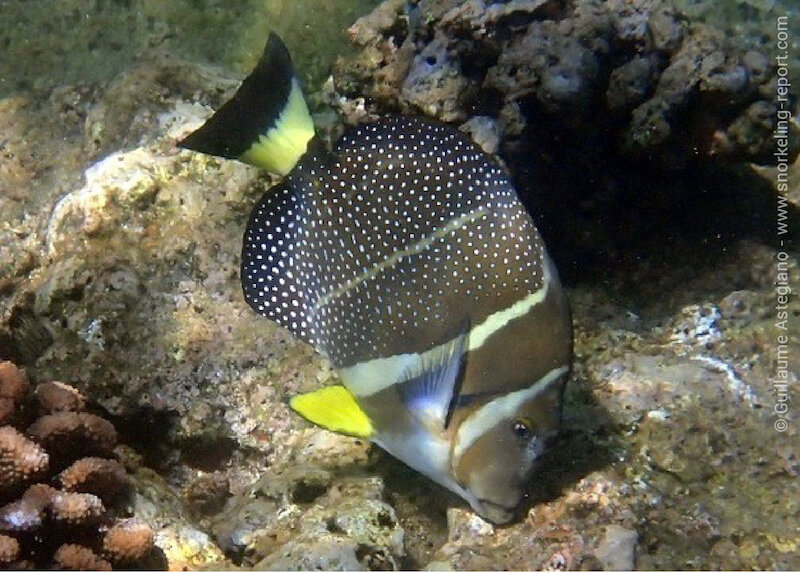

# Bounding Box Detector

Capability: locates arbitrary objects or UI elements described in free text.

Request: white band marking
[340,261,552,397]
[452,365,569,461]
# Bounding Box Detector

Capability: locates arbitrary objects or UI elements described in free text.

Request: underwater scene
[0,0,798,570]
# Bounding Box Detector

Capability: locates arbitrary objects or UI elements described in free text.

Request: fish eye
[512,417,533,440]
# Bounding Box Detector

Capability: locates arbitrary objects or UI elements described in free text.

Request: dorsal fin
[178,33,315,175]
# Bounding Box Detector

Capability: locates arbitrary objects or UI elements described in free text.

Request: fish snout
[472,498,517,525]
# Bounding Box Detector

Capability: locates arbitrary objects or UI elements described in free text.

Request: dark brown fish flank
[320,204,545,366]
[241,116,546,366]
[241,176,316,343]
[458,270,572,398]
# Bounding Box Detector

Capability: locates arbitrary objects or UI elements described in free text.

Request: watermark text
[772,14,793,433]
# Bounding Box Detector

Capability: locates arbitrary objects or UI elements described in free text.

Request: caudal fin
[178,33,315,176]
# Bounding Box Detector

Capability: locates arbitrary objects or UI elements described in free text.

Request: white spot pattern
[241,116,545,366]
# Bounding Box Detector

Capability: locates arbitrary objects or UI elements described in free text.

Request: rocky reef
[335,0,796,165]
[0,0,798,570]
[673,0,800,87]
[331,0,800,279]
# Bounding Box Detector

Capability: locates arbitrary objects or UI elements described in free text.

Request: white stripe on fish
[341,263,551,397]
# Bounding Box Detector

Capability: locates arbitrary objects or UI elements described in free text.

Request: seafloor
[0,0,798,570]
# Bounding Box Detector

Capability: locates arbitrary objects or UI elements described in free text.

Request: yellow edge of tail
[240,78,315,175]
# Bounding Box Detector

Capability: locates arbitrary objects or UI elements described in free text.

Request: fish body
[180,34,572,523]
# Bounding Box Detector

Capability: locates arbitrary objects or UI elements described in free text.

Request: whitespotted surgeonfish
[179,34,573,524]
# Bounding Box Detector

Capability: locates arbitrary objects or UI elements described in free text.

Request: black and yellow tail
[178,33,315,176]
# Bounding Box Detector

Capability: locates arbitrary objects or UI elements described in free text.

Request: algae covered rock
[331,0,799,280]
[210,442,405,570]
[335,0,798,167]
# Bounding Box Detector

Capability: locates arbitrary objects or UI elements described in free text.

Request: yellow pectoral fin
[289,385,373,439]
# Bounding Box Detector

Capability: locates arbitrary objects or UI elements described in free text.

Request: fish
[179,33,573,524]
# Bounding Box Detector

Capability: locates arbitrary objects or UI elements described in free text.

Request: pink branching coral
[0,360,156,569]
[54,543,112,571]
[60,457,128,503]
[0,426,49,494]
[0,533,20,565]
[103,518,155,564]
[28,412,117,464]
[0,361,29,426]
[35,381,87,413]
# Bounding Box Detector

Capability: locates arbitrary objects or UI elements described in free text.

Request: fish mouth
[475,498,517,524]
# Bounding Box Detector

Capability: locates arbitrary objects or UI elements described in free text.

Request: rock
[402,32,470,122]
[335,0,798,167]
[445,507,494,542]
[718,290,760,321]
[594,525,638,570]
[330,0,800,284]
[182,472,230,516]
[348,0,406,46]
[485,22,604,113]
[210,454,404,570]
[130,466,226,570]
[258,537,365,571]
[460,116,503,154]
[606,56,657,112]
